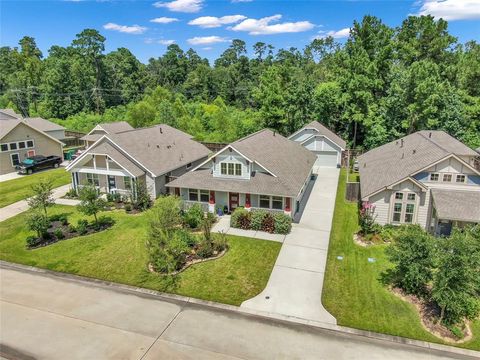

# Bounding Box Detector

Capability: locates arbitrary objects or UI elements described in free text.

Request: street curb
[1,260,479,359]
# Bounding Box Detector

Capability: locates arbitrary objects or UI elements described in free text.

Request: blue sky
[1,0,479,63]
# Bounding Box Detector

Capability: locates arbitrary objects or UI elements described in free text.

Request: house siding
[290,129,317,142]
[212,150,250,180]
[303,136,341,152]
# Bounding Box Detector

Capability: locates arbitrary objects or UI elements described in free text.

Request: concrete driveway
[241,167,339,324]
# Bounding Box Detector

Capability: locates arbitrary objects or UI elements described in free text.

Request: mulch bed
[391,287,472,343]
[353,233,390,247]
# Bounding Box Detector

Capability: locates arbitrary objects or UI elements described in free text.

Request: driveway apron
[241,167,339,324]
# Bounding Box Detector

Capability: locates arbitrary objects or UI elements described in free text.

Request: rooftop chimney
[429,132,432,138]
[400,139,404,148]
[159,127,163,134]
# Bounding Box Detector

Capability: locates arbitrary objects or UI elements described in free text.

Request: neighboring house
[23,117,66,140]
[66,124,210,199]
[0,109,22,120]
[81,121,134,148]
[166,129,316,218]
[0,118,64,175]
[358,130,480,236]
[289,120,346,168]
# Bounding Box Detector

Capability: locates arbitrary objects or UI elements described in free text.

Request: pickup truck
[17,155,63,174]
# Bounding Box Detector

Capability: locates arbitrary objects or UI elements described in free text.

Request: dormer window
[220,162,242,176]
[430,173,439,181]
[456,174,466,183]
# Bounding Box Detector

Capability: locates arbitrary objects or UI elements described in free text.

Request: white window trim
[390,191,418,225]
[442,173,452,182]
[219,161,243,177]
[0,139,35,153]
[10,153,20,167]
[429,173,439,182]
[258,194,284,210]
[455,174,467,183]
[188,188,209,203]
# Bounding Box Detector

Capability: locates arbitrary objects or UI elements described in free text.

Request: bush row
[230,208,292,234]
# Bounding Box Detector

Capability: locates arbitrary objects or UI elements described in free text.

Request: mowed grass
[0,168,71,208]
[0,205,281,305]
[322,169,480,351]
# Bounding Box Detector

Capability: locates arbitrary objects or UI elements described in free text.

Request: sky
[1,0,480,63]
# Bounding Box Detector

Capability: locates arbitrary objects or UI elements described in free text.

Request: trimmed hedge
[230,208,292,234]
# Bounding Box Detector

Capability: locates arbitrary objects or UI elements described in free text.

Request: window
[0,144,7,152]
[456,174,466,183]
[228,163,234,175]
[200,190,209,202]
[9,143,17,151]
[395,192,403,200]
[18,141,26,149]
[26,140,34,148]
[405,204,415,223]
[124,177,131,190]
[86,173,99,186]
[442,174,452,182]
[10,153,20,166]
[235,163,242,176]
[407,193,416,201]
[272,196,283,210]
[259,195,270,208]
[186,162,192,169]
[393,203,402,223]
[430,173,439,181]
[189,189,198,201]
[221,163,227,175]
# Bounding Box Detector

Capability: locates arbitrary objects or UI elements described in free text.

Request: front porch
[173,187,293,218]
[71,170,137,197]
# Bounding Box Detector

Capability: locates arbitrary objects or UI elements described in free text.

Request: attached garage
[314,151,338,167]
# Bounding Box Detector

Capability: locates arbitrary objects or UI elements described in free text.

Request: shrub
[125,204,132,212]
[112,192,122,203]
[106,193,114,202]
[77,219,89,235]
[176,229,197,248]
[65,188,78,198]
[27,179,55,216]
[26,235,41,248]
[68,224,77,233]
[261,213,275,233]
[213,232,228,252]
[165,233,190,270]
[49,213,68,225]
[54,228,64,240]
[183,204,204,229]
[146,229,189,273]
[197,238,213,258]
[359,201,380,235]
[77,185,106,224]
[231,207,250,229]
[131,180,153,211]
[273,212,292,234]
[251,210,267,231]
[98,215,115,227]
[26,212,50,240]
[147,197,182,242]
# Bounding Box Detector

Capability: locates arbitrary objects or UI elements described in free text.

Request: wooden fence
[345,182,361,202]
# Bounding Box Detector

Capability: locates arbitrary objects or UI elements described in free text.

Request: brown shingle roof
[0,119,21,139]
[431,189,480,222]
[359,131,478,198]
[0,109,22,119]
[98,121,133,134]
[294,121,347,149]
[23,117,65,132]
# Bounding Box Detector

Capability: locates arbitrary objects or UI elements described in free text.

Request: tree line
[1,15,479,149]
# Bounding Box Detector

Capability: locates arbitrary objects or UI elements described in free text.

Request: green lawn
[0,205,281,306]
[0,168,71,208]
[322,169,480,351]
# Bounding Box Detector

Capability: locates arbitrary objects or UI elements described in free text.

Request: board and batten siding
[303,136,341,153]
[212,150,251,180]
[290,129,317,142]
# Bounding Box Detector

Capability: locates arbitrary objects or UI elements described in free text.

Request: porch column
[208,190,215,213]
[71,172,77,191]
[284,197,292,216]
[175,187,180,196]
[245,193,251,211]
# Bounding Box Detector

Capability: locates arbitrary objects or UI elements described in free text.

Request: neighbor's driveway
[241,167,339,324]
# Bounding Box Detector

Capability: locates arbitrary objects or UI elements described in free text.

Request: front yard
[0,168,71,208]
[0,205,281,305]
[322,169,480,351]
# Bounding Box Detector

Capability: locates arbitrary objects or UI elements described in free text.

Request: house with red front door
[166,129,316,219]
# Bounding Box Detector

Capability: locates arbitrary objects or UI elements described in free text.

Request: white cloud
[230,14,314,35]
[188,15,246,28]
[416,0,480,21]
[158,39,176,45]
[202,47,213,50]
[153,0,203,13]
[150,17,179,24]
[187,36,230,45]
[103,23,147,34]
[315,27,350,39]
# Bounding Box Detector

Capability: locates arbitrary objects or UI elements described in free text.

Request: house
[289,120,346,168]
[23,117,66,140]
[0,117,64,175]
[66,124,210,199]
[80,121,134,148]
[166,129,316,218]
[0,109,22,120]
[358,130,480,236]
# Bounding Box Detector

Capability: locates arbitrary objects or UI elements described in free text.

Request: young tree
[27,179,55,216]
[385,225,436,296]
[26,211,50,240]
[77,185,106,224]
[147,196,182,240]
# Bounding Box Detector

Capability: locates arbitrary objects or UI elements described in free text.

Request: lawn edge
[2,260,478,358]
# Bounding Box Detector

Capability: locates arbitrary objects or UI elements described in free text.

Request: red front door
[229,192,239,212]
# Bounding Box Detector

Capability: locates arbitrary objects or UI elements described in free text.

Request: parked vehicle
[16,155,63,174]
[353,159,359,172]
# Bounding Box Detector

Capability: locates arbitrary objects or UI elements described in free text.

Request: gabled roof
[167,129,316,197]
[290,120,347,149]
[97,121,133,134]
[431,189,480,223]
[0,118,64,145]
[23,117,65,132]
[0,109,22,120]
[359,130,479,198]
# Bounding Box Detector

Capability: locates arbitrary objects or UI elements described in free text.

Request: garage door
[314,151,338,167]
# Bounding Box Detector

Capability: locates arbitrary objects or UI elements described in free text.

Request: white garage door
[314,151,338,167]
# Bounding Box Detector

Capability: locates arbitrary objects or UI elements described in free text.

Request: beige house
[166,129,316,219]
[359,131,480,236]
[0,118,64,175]
[80,121,133,148]
[66,124,210,199]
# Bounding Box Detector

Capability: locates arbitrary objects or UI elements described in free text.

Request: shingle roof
[0,119,21,139]
[106,124,210,176]
[80,134,103,143]
[98,121,133,134]
[167,129,316,197]
[0,109,22,119]
[359,131,478,198]
[476,147,480,154]
[294,121,347,149]
[23,117,65,132]
[431,189,480,223]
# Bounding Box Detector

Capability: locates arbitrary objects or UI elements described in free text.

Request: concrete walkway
[241,167,340,324]
[212,215,286,242]
[1,265,474,360]
[0,184,73,222]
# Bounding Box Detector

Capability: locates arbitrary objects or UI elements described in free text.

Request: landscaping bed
[230,208,292,234]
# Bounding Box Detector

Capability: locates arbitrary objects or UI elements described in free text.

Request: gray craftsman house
[80,121,134,147]
[166,129,316,218]
[358,130,480,236]
[66,124,210,199]
[289,120,346,168]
